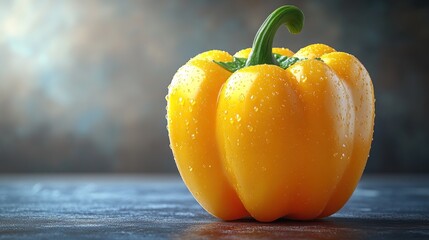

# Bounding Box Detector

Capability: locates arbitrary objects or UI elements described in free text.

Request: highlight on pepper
[166,5,375,222]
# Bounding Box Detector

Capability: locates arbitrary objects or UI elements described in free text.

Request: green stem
[245,5,304,67]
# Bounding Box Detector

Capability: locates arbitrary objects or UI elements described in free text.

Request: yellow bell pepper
[166,5,375,222]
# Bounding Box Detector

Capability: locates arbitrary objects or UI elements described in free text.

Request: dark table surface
[0,174,428,240]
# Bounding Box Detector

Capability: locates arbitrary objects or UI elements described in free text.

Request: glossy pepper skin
[166,6,375,222]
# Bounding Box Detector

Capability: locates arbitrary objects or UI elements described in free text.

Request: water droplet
[254,106,259,112]
[190,99,195,105]
[229,117,234,124]
[342,144,346,148]
[224,110,228,115]
[236,114,241,122]
[191,134,196,140]
[188,166,193,172]
[250,95,255,100]
[247,125,253,132]
[239,94,245,101]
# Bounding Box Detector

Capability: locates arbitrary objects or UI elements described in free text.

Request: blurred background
[0,0,427,173]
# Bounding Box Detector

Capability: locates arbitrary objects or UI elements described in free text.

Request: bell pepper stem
[246,5,304,67]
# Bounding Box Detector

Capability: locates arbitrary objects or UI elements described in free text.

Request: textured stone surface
[0,174,428,239]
